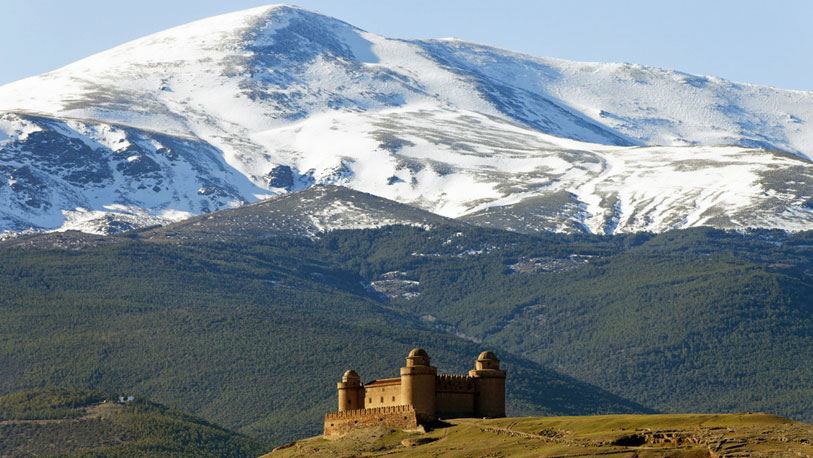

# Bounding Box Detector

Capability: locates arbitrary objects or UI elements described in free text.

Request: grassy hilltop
[0,388,264,457]
[267,413,813,457]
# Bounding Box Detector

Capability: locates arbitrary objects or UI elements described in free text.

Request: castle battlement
[324,404,414,420]
[324,348,506,437]
[436,374,475,391]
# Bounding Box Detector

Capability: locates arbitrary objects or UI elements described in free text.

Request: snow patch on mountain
[0,113,270,234]
[0,4,810,235]
[417,39,813,160]
[60,205,190,234]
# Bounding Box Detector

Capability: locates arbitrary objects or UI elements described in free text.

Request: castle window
[368,398,371,403]
[380,396,384,403]
[392,396,395,401]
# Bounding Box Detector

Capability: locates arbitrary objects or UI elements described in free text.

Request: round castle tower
[400,348,437,421]
[337,370,363,411]
[468,351,506,417]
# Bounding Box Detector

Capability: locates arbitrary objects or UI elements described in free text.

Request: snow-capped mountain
[0,4,811,235]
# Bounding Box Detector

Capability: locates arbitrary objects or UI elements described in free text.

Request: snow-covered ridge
[0,4,811,235]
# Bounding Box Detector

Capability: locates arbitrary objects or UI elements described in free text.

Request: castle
[324,348,506,437]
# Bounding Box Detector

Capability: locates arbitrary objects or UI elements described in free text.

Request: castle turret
[399,348,437,421]
[468,351,506,418]
[337,370,364,411]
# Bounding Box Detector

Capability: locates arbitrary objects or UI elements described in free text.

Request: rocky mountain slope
[141,185,463,242]
[0,4,811,235]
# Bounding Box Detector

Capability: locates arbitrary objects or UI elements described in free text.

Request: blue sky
[2,0,811,90]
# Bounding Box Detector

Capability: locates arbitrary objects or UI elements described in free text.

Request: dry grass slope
[266,413,813,457]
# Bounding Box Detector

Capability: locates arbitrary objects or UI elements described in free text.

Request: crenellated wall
[435,374,476,417]
[436,374,475,391]
[323,405,418,437]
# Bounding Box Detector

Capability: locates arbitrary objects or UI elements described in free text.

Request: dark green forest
[0,223,810,445]
[322,227,813,420]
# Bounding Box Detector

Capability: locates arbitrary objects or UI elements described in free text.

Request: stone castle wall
[436,374,475,391]
[326,349,505,436]
[323,405,418,437]
[435,374,476,417]
[364,378,402,409]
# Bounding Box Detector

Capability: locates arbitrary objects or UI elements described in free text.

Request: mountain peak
[0,5,811,236]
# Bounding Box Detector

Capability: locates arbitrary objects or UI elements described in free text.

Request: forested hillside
[321,226,813,420]
[0,229,646,445]
[0,222,810,445]
[0,387,263,457]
